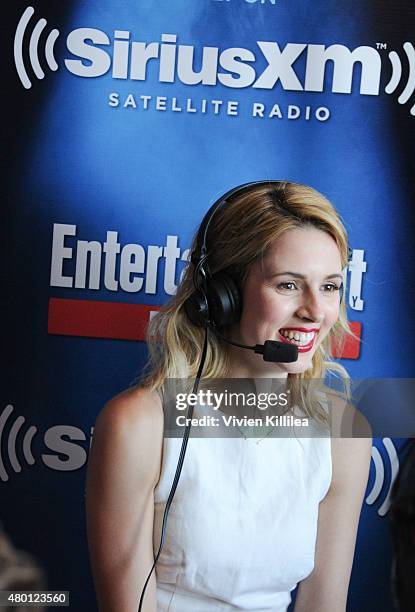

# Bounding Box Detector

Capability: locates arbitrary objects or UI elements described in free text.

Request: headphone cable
[138,324,209,611]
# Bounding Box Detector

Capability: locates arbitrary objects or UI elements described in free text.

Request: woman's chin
[274,351,315,375]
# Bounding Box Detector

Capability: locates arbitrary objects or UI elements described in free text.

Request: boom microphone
[254,340,299,363]
[213,328,299,363]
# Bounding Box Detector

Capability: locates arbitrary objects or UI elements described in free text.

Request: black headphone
[184,180,280,329]
[184,179,349,328]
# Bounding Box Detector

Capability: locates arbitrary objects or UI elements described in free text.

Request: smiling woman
[227,226,344,377]
[86,181,372,612]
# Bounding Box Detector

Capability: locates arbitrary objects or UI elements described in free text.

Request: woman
[86,181,372,612]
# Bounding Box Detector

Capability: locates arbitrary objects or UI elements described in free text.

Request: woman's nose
[295,290,324,323]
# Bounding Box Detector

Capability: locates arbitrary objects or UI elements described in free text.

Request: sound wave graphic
[0,405,38,482]
[14,6,59,90]
[385,43,415,116]
[366,438,399,517]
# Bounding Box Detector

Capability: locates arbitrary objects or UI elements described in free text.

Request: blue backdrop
[2,1,415,610]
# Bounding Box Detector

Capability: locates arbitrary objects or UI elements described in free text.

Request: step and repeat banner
[2,1,415,610]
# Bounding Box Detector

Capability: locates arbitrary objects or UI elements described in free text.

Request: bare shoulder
[325,391,372,491]
[90,385,164,488]
[97,385,163,434]
[326,389,372,440]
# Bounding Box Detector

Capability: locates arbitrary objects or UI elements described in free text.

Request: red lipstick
[278,330,318,353]
[279,327,320,332]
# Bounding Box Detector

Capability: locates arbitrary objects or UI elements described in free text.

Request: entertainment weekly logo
[14,6,415,117]
[46,223,366,358]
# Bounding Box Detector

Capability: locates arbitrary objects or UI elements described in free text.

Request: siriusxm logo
[0,404,89,481]
[366,438,399,517]
[14,6,59,88]
[14,6,415,116]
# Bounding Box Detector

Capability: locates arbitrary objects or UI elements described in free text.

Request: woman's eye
[277,282,298,291]
[322,283,341,292]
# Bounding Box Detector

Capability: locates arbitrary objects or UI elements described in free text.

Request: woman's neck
[226,345,289,381]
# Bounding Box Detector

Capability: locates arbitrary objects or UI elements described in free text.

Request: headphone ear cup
[207,273,242,328]
[184,289,209,327]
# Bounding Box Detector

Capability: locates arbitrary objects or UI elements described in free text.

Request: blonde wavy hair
[141,181,354,424]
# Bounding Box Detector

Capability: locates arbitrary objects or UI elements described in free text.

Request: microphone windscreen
[262,340,298,363]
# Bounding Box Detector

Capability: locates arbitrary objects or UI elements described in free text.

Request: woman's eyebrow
[270,271,344,280]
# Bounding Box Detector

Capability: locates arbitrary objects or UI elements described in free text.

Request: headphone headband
[192,180,283,265]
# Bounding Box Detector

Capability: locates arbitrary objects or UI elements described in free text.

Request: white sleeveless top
[153,406,332,611]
